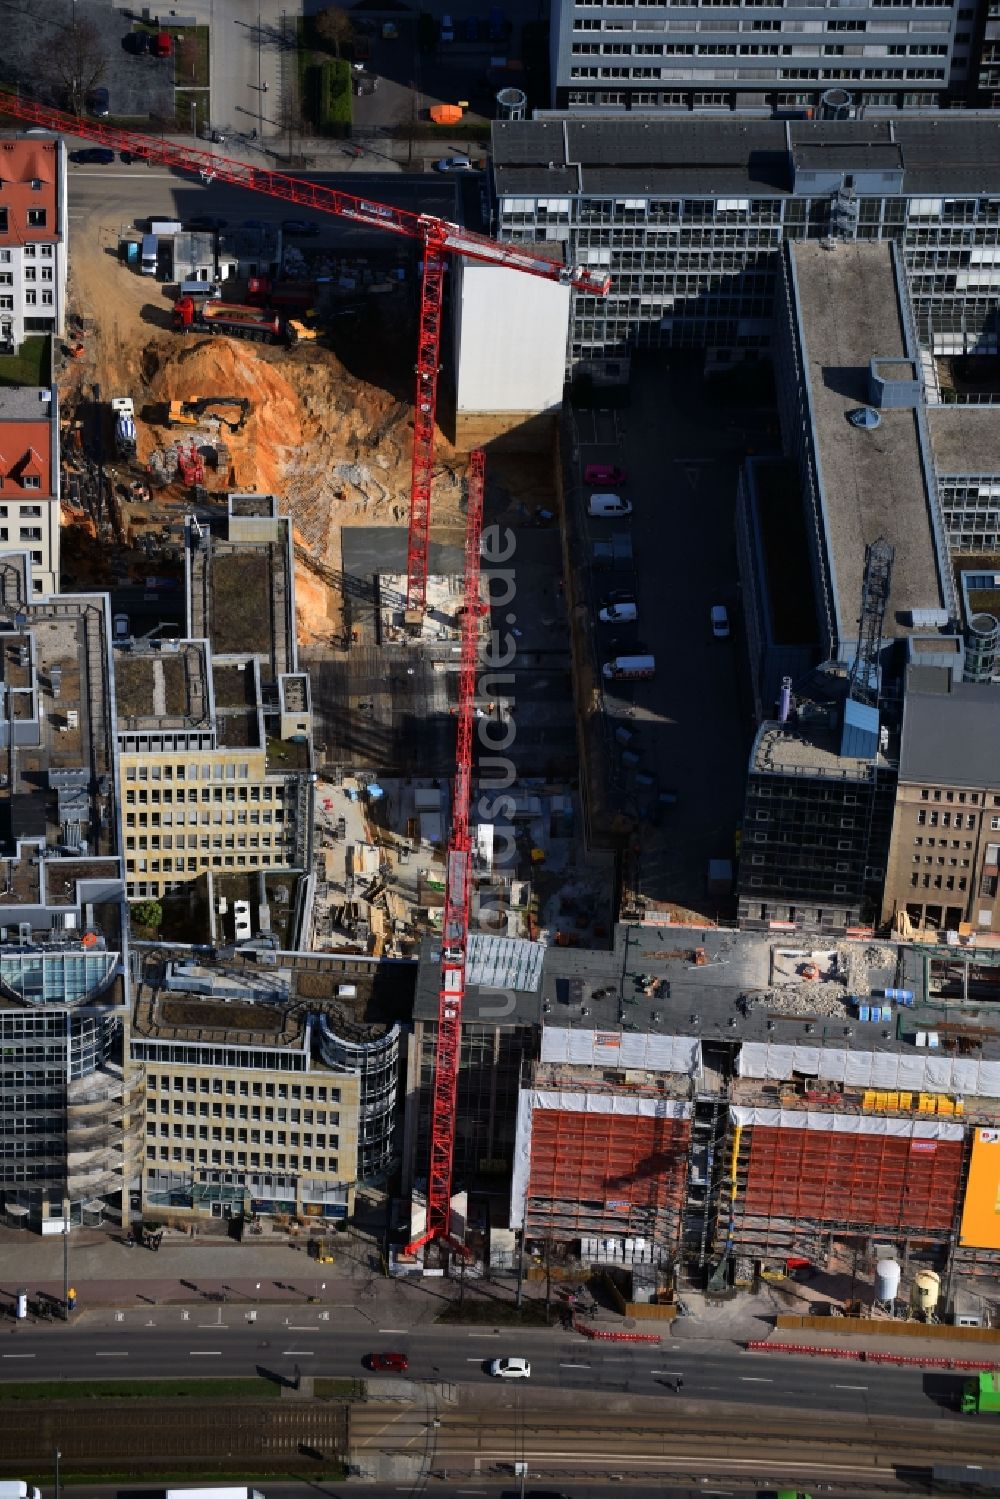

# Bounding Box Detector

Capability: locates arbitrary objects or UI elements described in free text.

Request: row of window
[130,854,284,873]
[147,1144,336,1173]
[571,40,948,54]
[148,1122,337,1151]
[572,15,951,28]
[126,834,285,850]
[910,872,970,890]
[148,1075,340,1101]
[0,208,47,232]
[570,62,946,74]
[125,761,254,781]
[0,293,52,310]
[0,245,55,261]
[126,786,284,804]
[147,1098,337,1123]
[127,810,279,826]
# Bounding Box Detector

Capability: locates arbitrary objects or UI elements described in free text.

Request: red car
[368,1351,408,1373]
[584,463,626,484]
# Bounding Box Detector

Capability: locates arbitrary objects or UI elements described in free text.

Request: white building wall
[454,260,570,414]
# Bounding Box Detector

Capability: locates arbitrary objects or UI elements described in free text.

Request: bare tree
[30,16,106,115]
[314,4,353,57]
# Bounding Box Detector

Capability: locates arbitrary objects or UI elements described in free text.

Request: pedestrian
[263,80,269,92]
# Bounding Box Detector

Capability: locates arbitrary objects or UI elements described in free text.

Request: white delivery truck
[0,1484,42,1499]
[602,655,655,681]
[166,1490,265,1499]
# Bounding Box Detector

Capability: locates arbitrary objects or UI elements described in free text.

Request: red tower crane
[0,99,610,613]
[406,447,486,1253]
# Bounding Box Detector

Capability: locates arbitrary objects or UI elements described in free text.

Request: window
[26,209,46,228]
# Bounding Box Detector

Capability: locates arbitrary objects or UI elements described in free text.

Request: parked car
[710,603,730,638]
[588,492,632,517]
[368,1352,409,1373]
[434,156,474,172]
[119,150,136,164]
[489,1357,531,1379]
[598,598,637,624]
[87,86,110,117]
[122,29,148,52]
[584,463,627,484]
[113,614,130,640]
[70,147,115,165]
[150,31,173,57]
[440,12,455,40]
[281,218,320,237]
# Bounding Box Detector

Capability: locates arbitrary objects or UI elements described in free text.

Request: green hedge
[315,58,351,135]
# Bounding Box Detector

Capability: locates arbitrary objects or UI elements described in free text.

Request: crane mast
[406,448,486,1252]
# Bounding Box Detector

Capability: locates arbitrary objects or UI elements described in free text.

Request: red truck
[173,297,282,344]
[246,276,317,314]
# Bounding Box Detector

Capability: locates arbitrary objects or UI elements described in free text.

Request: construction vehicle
[246,275,317,314]
[961,1372,1000,1414]
[176,442,205,486]
[111,396,136,458]
[172,297,282,344]
[167,397,251,434]
[286,318,319,348]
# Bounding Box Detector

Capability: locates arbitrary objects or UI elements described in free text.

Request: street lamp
[62,1196,69,1321]
[190,98,198,139]
[54,1447,61,1499]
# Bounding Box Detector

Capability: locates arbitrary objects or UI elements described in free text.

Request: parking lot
[2,0,176,121]
[572,354,759,918]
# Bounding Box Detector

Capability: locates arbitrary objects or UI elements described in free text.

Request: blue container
[858,1003,871,1023]
[870,1005,882,1023]
[883,987,914,1005]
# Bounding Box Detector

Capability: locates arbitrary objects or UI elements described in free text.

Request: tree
[30,16,106,116]
[130,898,163,931]
[315,5,353,57]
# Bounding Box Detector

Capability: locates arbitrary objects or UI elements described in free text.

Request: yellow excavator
[166,396,251,433]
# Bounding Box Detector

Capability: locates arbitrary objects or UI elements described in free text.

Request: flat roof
[750,714,888,780]
[899,671,1000,787]
[0,386,52,421]
[791,240,943,641]
[491,117,1000,198]
[927,406,1000,476]
[114,641,209,727]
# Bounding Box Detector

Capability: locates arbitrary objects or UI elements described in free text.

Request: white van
[140,233,158,276]
[179,279,221,300]
[149,218,183,236]
[598,598,637,624]
[0,1484,42,1499]
[588,492,632,518]
[602,655,655,681]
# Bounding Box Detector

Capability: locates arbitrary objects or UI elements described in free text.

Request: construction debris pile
[741,942,899,1018]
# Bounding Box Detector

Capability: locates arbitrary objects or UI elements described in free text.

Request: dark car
[70,147,115,165]
[119,150,136,164]
[122,29,149,53]
[185,215,227,232]
[87,86,110,117]
[281,218,320,238]
[367,1352,408,1373]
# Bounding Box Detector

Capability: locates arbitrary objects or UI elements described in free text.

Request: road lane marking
[282,1350,315,1356]
[740,1376,773,1383]
[835,1383,869,1390]
[466,1357,485,1362]
[197,1324,229,1329]
[1,1354,34,1359]
[288,1325,317,1331]
[380,1328,407,1333]
[559,1363,590,1369]
[95,1352,129,1357]
[189,1350,222,1356]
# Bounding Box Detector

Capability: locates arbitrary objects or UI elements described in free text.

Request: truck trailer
[961,1372,1000,1413]
[173,297,282,344]
[165,1489,265,1499]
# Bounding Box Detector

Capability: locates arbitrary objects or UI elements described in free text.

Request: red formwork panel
[741,1126,962,1232]
[527,1107,691,1211]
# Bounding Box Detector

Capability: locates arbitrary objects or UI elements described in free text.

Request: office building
[881,666,1000,936]
[492,116,1000,384]
[0,134,67,349]
[548,0,979,115]
[132,947,411,1223]
[0,557,135,1231]
[117,495,313,906]
[0,384,61,597]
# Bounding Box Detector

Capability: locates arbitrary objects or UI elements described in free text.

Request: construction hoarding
[959,1128,1000,1250]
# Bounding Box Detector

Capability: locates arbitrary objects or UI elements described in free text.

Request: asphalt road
[0,1316,967,1423]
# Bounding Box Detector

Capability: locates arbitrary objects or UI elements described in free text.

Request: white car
[588,492,632,518]
[489,1356,531,1379]
[435,156,474,172]
[598,599,637,624]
